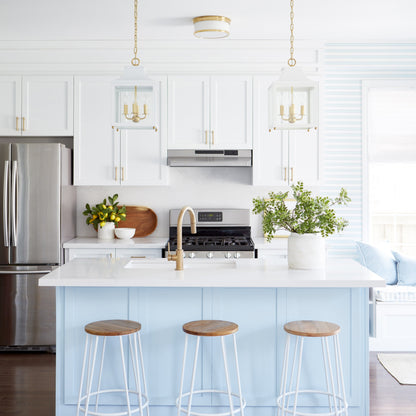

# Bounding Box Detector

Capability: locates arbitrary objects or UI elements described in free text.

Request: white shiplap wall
[323,43,416,257]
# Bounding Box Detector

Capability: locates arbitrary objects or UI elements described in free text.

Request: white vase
[287,232,326,269]
[97,222,115,240]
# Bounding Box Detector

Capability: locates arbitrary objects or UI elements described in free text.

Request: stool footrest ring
[78,389,149,416]
[276,389,348,416]
[176,389,246,416]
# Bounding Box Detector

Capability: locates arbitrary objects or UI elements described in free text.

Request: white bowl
[115,228,135,240]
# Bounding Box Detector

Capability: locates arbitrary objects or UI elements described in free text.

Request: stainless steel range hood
[167,149,252,167]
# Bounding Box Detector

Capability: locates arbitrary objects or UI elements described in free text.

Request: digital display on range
[198,212,223,222]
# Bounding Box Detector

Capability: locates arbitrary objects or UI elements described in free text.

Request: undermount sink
[124,259,237,270]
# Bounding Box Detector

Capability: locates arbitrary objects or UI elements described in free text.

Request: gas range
[164,209,256,259]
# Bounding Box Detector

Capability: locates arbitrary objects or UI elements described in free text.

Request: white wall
[76,168,276,238]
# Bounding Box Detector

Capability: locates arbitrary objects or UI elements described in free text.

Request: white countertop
[39,257,385,288]
[63,237,167,249]
[64,237,286,251]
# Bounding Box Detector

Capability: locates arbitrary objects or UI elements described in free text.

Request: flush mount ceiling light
[113,0,158,131]
[268,0,318,131]
[193,16,231,39]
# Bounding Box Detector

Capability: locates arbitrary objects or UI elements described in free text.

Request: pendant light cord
[131,0,140,66]
[288,0,296,67]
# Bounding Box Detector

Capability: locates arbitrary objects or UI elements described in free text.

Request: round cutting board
[117,206,157,237]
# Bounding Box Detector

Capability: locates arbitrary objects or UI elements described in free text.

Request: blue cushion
[393,251,416,286]
[356,241,397,285]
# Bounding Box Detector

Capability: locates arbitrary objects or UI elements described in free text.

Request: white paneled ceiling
[0,0,415,42]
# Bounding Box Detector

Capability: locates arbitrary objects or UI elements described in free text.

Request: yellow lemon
[89,218,94,223]
[92,214,97,219]
[102,204,106,209]
[115,217,121,222]
[108,205,113,210]
[100,221,106,227]
[121,213,126,217]
[110,214,115,221]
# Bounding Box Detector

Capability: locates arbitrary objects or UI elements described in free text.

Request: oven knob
[233,252,241,259]
[188,252,196,259]
[206,252,214,259]
[224,252,232,259]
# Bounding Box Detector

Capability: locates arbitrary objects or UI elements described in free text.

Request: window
[365,82,416,256]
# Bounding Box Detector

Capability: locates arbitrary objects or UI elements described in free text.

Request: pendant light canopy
[268,0,318,131]
[114,0,158,131]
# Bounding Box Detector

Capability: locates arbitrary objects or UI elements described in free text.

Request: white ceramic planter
[97,222,115,240]
[287,233,326,269]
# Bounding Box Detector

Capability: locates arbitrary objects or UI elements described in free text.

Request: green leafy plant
[253,182,351,242]
[83,194,127,231]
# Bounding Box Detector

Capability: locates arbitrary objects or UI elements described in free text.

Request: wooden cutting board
[117,206,157,238]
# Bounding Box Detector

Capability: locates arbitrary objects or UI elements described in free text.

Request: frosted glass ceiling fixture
[193,16,231,39]
[114,0,158,131]
[268,0,318,131]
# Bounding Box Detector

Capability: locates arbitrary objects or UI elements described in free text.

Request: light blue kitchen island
[40,257,384,416]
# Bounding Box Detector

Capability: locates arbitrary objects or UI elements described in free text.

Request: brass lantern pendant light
[268,0,318,131]
[114,0,158,130]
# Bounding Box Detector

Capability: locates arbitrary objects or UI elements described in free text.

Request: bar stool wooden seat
[177,320,246,416]
[77,319,149,416]
[277,320,348,416]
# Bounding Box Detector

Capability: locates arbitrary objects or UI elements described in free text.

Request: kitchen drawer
[115,248,162,259]
[65,248,115,263]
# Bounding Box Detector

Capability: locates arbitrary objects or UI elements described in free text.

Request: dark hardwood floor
[0,352,414,415]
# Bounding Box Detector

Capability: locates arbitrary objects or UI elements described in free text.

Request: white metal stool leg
[187,336,200,416]
[95,337,107,413]
[178,334,189,416]
[221,336,235,416]
[324,337,339,416]
[321,338,334,413]
[232,334,244,416]
[137,332,150,416]
[291,337,304,416]
[334,335,348,416]
[77,333,90,416]
[129,333,143,415]
[119,335,132,416]
[85,335,99,416]
[278,333,291,416]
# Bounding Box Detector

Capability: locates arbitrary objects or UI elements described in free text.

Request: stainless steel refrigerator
[0,143,75,349]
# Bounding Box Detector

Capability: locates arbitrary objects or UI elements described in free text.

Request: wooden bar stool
[76,319,149,416]
[277,320,348,416]
[177,320,246,416]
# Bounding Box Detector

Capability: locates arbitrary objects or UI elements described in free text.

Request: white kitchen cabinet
[252,76,320,186]
[74,75,167,186]
[0,75,73,136]
[65,247,161,263]
[167,75,252,149]
[65,248,115,263]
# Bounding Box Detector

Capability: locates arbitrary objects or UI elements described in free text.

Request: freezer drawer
[0,268,55,346]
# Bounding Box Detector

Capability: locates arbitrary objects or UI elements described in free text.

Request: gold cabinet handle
[205,130,208,144]
[115,167,118,181]
[290,167,294,182]
[284,167,287,181]
[22,117,25,131]
[211,130,214,145]
[15,117,19,131]
[121,167,125,182]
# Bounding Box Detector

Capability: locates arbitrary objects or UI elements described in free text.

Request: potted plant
[83,194,127,240]
[253,182,350,269]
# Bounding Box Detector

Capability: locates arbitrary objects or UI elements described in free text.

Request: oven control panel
[198,212,223,222]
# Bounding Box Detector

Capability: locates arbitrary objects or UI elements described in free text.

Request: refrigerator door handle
[0,270,52,275]
[3,161,9,247]
[11,160,17,247]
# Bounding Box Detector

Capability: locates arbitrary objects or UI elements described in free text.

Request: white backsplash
[76,166,280,238]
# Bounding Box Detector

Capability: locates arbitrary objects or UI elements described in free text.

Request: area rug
[377,353,416,385]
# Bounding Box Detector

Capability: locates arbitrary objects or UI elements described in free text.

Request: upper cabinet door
[289,129,320,186]
[74,76,117,186]
[0,76,21,136]
[210,76,252,149]
[21,76,73,136]
[167,75,210,149]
